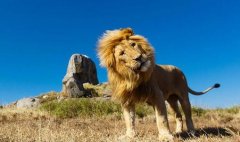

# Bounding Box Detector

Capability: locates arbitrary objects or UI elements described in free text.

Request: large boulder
[16,98,40,109]
[62,54,99,98]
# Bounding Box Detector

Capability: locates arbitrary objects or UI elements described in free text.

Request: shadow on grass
[176,127,238,140]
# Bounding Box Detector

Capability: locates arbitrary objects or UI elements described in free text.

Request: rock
[16,98,40,109]
[62,54,99,98]
[83,82,112,97]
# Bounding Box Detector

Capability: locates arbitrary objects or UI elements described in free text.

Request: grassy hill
[0,98,239,142]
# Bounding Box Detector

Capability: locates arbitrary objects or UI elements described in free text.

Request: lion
[97,28,220,140]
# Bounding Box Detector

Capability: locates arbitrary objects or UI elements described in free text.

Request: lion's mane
[98,28,155,105]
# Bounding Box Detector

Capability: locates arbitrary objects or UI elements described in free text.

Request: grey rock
[16,98,40,109]
[62,54,99,98]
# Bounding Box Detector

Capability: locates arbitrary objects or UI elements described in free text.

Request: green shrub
[225,106,240,114]
[40,98,154,118]
[40,98,121,118]
[215,106,240,114]
[191,106,207,117]
[136,104,154,118]
[37,91,59,104]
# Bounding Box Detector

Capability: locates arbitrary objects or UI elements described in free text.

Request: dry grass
[0,103,240,142]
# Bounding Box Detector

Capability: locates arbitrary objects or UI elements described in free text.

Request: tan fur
[98,28,157,104]
[152,63,220,133]
[98,28,173,141]
[154,65,193,133]
[98,28,220,137]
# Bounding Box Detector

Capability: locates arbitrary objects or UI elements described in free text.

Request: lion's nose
[134,54,142,62]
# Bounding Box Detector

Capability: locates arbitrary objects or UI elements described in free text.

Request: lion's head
[98,28,154,82]
[97,28,155,104]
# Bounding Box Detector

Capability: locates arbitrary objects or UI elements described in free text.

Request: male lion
[97,28,219,140]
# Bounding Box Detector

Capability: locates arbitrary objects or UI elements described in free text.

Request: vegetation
[191,106,207,117]
[83,83,109,97]
[40,97,240,119]
[40,98,154,118]
[1,97,239,141]
[216,106,240,114]
[37,91,59,104]
[40,98,121,118]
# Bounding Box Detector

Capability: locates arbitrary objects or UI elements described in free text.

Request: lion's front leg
[152,89,173,141]
[122,104,136,138]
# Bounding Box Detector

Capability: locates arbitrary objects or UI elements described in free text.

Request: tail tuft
[214,83,220,88]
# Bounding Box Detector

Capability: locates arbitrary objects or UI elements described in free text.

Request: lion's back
[154,65,188,96]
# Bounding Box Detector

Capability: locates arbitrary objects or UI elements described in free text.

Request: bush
[40,98,154,118]
[37,91,59,104]
[136,104,154,118]
[40,98,121,118]
[215,106,240,114]
[191,106,207,117]
[225,106,240,114]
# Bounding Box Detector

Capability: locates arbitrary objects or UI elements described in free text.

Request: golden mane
[98,28,155,105]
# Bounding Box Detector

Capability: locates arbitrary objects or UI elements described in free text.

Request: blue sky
[0,0,239,108]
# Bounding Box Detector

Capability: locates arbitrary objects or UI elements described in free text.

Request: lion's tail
[188,83,220,96]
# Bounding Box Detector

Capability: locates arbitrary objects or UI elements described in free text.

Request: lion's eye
[130,42,136,47]
[119,51,125,56]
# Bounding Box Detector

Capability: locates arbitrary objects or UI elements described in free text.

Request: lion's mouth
[136,60,151,72]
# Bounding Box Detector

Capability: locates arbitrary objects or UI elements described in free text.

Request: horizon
[0,0,239,108]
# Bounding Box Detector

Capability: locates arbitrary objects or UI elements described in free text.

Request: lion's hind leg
[167,95,183,133]
[179,95,195,133]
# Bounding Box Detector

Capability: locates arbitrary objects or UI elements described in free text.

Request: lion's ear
[120,28,134,40]
[120,28,133,34]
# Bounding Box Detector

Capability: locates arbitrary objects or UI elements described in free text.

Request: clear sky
[0,0,239,108]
